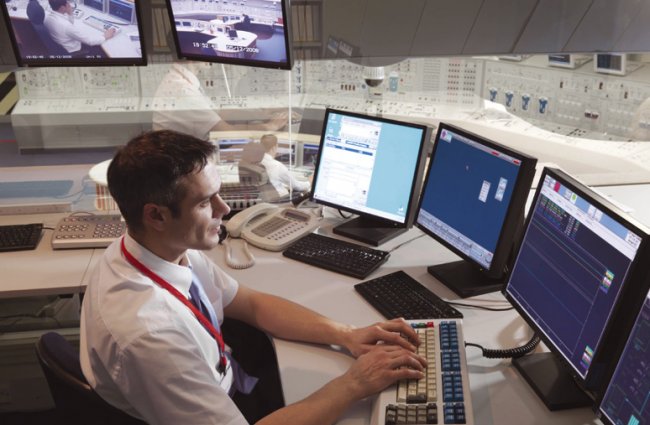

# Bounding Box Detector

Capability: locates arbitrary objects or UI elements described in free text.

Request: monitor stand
[333,216,407,246]
[512,352,592,411]
[427,260,506,298]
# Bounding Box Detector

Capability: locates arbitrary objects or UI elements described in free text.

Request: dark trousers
[222,319,285,423]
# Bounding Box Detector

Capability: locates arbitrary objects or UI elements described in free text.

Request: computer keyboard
[0,223,43,252]
[355,271,463,319]
[83,15,120,33]
[371,319,474,425]
[282,233,389,279]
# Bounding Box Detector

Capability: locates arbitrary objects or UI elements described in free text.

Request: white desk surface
[2,184,649,423]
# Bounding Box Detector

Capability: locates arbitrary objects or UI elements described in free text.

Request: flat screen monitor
[310,108,430,246]
[218,138,250,162]
[597,287,650,425]
[275,141,296,166]
[505,167,650,411]
[301,143,319,169]
[1,0,146,67]
[595,54,626,75]
[415,123,537,297]
[165,0,293,70]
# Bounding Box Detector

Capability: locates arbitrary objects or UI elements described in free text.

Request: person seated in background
[152,62,290,141]
[260,134,311,197]
[80,129,426,425]
[43,0,116,55]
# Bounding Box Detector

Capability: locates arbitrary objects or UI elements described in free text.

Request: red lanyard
[120,237,228,373]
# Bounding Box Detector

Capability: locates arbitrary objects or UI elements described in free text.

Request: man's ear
[141,203,171,232]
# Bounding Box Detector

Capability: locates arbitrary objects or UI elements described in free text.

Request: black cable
[446,301,514,312]
[337,209,351,219]
[465,332,541,359]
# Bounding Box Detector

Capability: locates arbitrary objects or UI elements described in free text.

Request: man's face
[166,160,231,252]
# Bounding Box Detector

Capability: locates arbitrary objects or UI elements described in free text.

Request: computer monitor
[275,141,296,166]
[0,0,147,67]
[218,138,251,163]
[107,0,135,24]
[596,287,650,425]
[504,167,650,411]
[310,108,430,246]
[415,123,537,297]
[301,143,319,169]
[165,0,293,70]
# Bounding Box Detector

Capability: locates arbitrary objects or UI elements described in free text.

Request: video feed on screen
[166,0,292,70]
[1,0,146,67]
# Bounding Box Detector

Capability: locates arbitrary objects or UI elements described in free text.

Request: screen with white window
[312,110,426,224]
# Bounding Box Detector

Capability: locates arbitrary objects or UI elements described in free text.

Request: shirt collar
[122,233,194,297]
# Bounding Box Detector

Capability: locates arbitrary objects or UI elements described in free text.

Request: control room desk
[204,214,601,425]
[5,182,650,423]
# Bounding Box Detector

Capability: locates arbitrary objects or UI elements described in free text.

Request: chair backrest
[26,0,45,25]
[26,1,69,56]
[36,332,147,425]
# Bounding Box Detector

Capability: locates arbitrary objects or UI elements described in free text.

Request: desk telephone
[223,203,320,269]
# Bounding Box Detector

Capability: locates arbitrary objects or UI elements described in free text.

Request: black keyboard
[0,223,43,252]
[282,233,390,279]
[355,270,463,319]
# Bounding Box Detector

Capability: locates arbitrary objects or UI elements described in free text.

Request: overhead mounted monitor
[1,0,147,67]
[505,167,650,410]
[165,0,293,70]
[415,123,537,297]
[548,54,591,69]
[310,108,430,246]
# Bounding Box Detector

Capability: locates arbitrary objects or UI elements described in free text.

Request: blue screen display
[599,291,650,425]
[506,173,643,378]
[416,126,522,269]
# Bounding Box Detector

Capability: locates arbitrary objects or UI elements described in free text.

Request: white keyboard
[83,15,120,33]
[371,319,474,425]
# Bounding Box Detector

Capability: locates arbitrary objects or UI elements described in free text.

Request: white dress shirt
[260,153,310,197]
[152,63,223,141]
[43,10,105,53]
[80,233,246,425]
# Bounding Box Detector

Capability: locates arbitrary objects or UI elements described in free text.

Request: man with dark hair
[44,0,115,54]
[80,130,426,425]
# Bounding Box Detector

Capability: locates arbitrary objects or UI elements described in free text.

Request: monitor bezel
[310,107,430,229]
[415,122,537,279]
[165,0,293,71]
[595,286,650,425]
[504,167,650,390]
[0,0,147,68]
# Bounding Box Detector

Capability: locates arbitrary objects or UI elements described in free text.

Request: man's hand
[104,27,117,40]
[340,318,421,358]
[340,344,426,400]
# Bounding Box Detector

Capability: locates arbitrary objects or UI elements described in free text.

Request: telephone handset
[223,203,320,269]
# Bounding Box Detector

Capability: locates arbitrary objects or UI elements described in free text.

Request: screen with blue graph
[599,291,650,425]
[506,171,644,379]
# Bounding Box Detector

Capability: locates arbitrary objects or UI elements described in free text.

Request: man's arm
[255,345,424,425]
[224,285,420,356]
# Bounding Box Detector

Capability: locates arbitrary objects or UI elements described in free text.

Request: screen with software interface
[599,289,650,425]
[312,111,425,224]
[506,172,644,379]
[416,126,524,269]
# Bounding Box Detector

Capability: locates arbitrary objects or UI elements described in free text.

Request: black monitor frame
[504,167,650,411]
[415,122,537,298]
[596,286,650,424]
[165,0,293,70]
[0,0,147,67]
[310,108,430,246]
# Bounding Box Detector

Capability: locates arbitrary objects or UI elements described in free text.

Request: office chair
[26,0,69,56]
[35,332,147,425]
